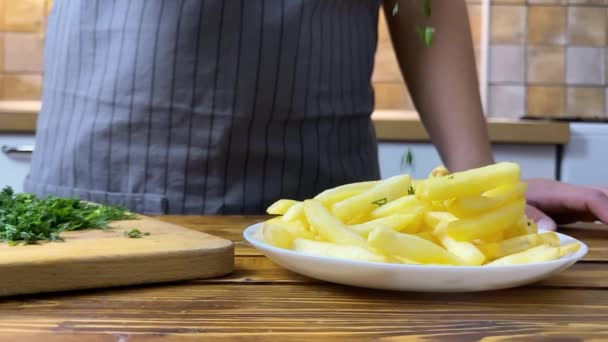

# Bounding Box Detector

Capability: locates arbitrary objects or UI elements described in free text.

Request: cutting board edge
[0,242,235,298]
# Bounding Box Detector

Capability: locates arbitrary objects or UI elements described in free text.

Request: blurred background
[0,0,605,191]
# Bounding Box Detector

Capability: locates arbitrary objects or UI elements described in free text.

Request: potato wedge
[303,199,367,247]
[417,162,521,201]
[294,239,386,263]
[333,175,411,221]
[368,227,463,265]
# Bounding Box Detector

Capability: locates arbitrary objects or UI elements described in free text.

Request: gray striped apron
[25,0,382,215]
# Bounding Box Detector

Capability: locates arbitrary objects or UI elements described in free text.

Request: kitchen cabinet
[560,123,608,187]
[0,134,35,192]
[378,142,558,180]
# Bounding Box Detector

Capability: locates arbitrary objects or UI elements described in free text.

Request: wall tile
[567,6,606,46]
[567,87,605,118]
[528,6,567,45]
[0,73,42,100]
[566,47,605,85]
[527,86,565,117]
[3,32,44,73]
[490,45,525,83]
[527,46,565,84]
[489,85,525,118]
[491,5,526,44]
[1,0,44,32]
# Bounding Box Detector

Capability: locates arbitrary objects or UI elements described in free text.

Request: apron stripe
[260,0,286,212]
[107,1,135,193]
[162,0,187,200]
[201,0,226,213]
[279,0,305,198]
[241,0,266,214]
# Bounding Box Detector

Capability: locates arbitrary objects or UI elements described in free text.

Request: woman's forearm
[383,0,494,171]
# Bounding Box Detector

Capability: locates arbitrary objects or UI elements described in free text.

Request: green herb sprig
[0,187,135,245]
[123,229,150,239]
[393,0,435,47]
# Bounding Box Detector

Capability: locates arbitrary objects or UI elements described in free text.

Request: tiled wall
[374,0,484,111]
[0,0,51,101]
[489,0,608,120]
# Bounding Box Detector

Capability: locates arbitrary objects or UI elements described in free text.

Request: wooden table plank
[1,216,606,340]
[1,285,608,340]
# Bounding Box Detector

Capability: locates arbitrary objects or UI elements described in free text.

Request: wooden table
[1,216,607,341]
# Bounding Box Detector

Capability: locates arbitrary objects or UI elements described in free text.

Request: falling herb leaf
[372,198,388,207]
[408,186,416,195]
[0,187,135,245]
[392,1,399,16]
[417,26,435,47]
[400,148,415,172]
[423,0,432,17]
[123,229,150,239]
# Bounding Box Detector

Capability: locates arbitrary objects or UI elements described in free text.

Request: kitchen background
[0,0,605,191]
[1,0,607,119]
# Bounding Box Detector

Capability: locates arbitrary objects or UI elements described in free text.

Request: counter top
[0,102,570,144]
[0,215,605,340]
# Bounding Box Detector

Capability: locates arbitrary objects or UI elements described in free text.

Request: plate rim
[243,222,589,270]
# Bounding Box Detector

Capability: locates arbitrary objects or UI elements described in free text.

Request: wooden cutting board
[0,216,234,297]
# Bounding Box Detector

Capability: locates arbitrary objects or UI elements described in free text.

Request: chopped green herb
[417,26,435,47]
[0,187,135,245]
[372,198,388,207]
[408,186,416,195]
[423,0,432,17]
[448,175,455,179]
[401,148,415,172]
[123,229,150,239]
[392,2,399,16]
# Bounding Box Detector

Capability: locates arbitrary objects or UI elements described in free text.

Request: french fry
[267,199,298,215]
[368,227,463,265]
[540,232,560,247]
[417,162,521,201]
[448,182,528,218]
[390,255,420,264]
[332,175,411,221]
[303,199,367,247]
[487,244,560,266]
[263,221,295,249]
[370,195,423,218]
[282,201,306,223]
[429,165,450,178]
[266,217,315,240]
[415,231,441,245]
[314,181,377,206]
[438,234,486,266]
[478,233,544,260]
[424,211,458,230]
[349,213,421,237]
[559,243,582,257]
[294,239,387,263]
[445,200,526,242]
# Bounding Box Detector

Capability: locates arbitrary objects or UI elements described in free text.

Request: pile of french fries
[262,162,581,266]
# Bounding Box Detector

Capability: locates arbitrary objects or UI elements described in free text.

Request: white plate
[243,223,588,292]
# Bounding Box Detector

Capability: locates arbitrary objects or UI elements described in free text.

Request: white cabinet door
[378,142,557,180]
[0,134,36,192]
[561,123,608,187]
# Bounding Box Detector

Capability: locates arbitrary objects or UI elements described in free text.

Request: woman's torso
[27,0,382,214]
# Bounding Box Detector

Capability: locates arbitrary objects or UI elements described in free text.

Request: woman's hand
[526,178,608,231]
